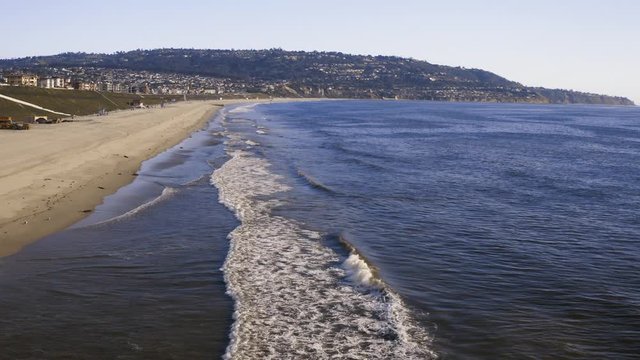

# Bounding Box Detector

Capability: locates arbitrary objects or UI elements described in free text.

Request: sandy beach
[0,100,220,257]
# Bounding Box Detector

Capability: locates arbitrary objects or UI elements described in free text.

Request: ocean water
[1,100,639,359]
[0,116,237,359]
[213,101,640,359]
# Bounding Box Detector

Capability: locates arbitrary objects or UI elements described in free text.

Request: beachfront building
[73,81,98,91]
[53,77,66,88]
[6,74,39,87]
[39,78,55,88]
[127,83,150,94]
[98,82,114,92]
[38,77,69,89]
[91,81,130,93]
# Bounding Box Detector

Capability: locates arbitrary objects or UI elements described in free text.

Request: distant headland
[0,48,634,106]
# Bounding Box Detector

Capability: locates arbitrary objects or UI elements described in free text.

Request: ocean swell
[211,145,436,359]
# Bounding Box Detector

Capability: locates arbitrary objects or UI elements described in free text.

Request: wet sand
[0,101,220,257]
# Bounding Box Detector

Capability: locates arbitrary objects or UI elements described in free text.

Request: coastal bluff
[0,49,634,105]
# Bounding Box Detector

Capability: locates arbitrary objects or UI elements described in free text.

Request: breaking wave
[228,103,259,114]
[90,187,178,226]
[296,168,335,193]
[256,126,269,135]
[338,234,385,289]
[211,143,436,359]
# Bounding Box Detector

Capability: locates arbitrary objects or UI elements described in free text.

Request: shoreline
[0,100,220,257]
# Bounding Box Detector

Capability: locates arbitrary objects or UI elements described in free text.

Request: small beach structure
[0,116,30,130]
[32,115,48,123]
[129,99,146,109]
[23,115,61,124]
[0,116,13,128]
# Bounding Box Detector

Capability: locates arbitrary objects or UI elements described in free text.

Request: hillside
[0,86,182,118]
[0,49,634,105]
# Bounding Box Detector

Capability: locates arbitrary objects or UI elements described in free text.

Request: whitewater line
[212,149,437,359]
[0,93,71,116]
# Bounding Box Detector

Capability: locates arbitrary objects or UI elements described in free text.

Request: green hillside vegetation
[0,96,60,118]
[0,86,183,119]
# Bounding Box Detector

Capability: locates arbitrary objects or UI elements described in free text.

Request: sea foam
[343,252,383,289]
[211,111,436,359]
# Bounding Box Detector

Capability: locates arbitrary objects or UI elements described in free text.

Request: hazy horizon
[3,0,638,103]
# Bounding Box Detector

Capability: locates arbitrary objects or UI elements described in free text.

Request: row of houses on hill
[1,73,150,93]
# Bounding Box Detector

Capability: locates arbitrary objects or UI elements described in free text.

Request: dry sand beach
[0,101,221,257]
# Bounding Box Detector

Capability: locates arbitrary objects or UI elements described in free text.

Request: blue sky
[4,0,639,103]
